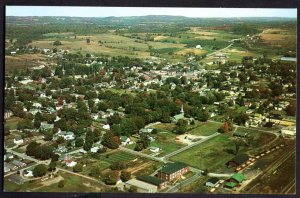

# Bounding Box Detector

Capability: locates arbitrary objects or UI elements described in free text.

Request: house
[90,146,100,153]
[120,136,133,146]
[6,153,14,159]
[12,160,26,168]
[171,105,185,123]
[13,136,24,145]
[24,170,33,177]
[281,126,296,137]
[65,160,77,167]
[8,174,24,185]
[40,123,54,131]
[226,154,249,167]
[136,175,167,190]
[125,179,158,193]
[157,162,189,181]
[149,147,160,153]
[205,177,220,187]
[5,162,18,171]
[139,128,154,134]
[229,173,246,183]
[233,131,248,138]
[4,110,13,119]
[196,45,202,49]
[103,124,110,130]
[224,182,237,189]
[4,163,11,173]
[56,145,68,153]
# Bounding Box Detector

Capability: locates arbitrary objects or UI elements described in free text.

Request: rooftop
[159,162,187,174]
[231,173,246,183]
[126,179,157,191]
[136,175,165,186]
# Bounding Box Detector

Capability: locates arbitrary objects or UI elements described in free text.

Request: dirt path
[31,175,63,191]
[127,161,153,174]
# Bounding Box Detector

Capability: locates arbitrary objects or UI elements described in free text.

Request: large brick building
[157,162,189,181]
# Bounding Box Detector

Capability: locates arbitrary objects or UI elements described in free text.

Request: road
[119,147,165,163]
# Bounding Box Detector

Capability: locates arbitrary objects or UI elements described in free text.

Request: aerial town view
[3,6,296,194]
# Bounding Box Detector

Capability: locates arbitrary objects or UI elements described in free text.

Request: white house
[66,160,77,167]
[149,147,160,153]
[196,45,202,49]
[24,170,33,177]
[281,126,296,137]
[205,177,220,187]
[121,136,133,146]
[90,146,100,153]
[103,124,110,130]
[13,136,24,145]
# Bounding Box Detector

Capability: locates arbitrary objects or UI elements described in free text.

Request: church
[171,105,194,124]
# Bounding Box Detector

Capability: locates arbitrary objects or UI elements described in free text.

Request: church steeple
[180,104,184,115]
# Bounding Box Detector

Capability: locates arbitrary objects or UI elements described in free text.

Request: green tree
[33,164,47,177]
[58,180,65,188]
[120,170,131,182]
[73,163,83,172]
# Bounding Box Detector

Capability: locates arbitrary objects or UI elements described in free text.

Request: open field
[188,121,221,136]
[170,126,277,171]
[170,134,235,171]
[5,117,24,130]
[29,33,188,60]
[32,172,105,192]
[101,151,138,164]
[5,54,46,72]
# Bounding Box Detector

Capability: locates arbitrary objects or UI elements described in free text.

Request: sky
[6,6,297,18]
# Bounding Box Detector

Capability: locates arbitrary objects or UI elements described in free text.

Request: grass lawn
[101,151,137,164]
[5,117,23,130]
[148,140,185,157]
[33,172,106,192]
[170,134,236,171]
[188,121,221,136]
[235,127,277,150]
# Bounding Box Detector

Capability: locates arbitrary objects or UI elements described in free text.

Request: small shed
[205,177,220,187]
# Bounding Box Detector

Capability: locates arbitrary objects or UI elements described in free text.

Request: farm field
[5,54,46,72]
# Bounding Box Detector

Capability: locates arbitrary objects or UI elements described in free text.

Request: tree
[286,101,296,116]
[110,161,127,170]
[234,141,242,155]
[26,141,40,156]
[75,138,84,147]
[48,161,56,171]
[56,136,65,144]
[33,164,47,177]
[218,122,230,133]
[58,180,65,188]
[128,185,137,192]
[87,38,90,44]
[73,163,83,172]
[53,40,62,46]
[120,170,131,182]
[102,131,120,149]
[103,171,119,185]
